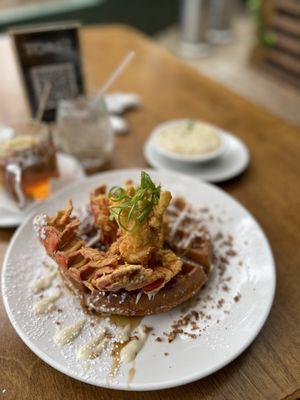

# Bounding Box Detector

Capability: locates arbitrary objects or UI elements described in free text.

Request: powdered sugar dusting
[33,214,47,240]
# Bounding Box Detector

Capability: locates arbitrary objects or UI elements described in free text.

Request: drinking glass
[178,0,211,58]
[0,120,58,208]
[56,96,114,171]
[208,0,237,44]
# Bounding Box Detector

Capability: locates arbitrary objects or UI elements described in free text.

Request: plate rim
[1,168,276,391]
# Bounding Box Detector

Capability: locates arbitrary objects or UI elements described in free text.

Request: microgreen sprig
[186,120,195,131]
[109,171,161,231]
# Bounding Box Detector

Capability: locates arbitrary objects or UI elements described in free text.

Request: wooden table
[0,25,300,400]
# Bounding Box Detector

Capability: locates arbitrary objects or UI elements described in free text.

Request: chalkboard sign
[10,22,85,121]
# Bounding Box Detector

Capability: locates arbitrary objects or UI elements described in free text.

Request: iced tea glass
[0,121,58,208]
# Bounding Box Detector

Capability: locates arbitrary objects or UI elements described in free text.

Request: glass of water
[56,96,114,171]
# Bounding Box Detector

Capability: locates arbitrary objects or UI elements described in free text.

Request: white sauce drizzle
[76,328,108,360]
[120,325,149,363]
[146,292,157,301]
[135,291,142,304]
[43,262,58,272]
[32,291,60,314]
[118,324,131,342]
[31,271,57,293]
[180,230,198,249]
[54,318,86,346]
[85,232,100,247]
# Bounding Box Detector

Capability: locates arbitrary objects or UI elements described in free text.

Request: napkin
[104,92,141,135]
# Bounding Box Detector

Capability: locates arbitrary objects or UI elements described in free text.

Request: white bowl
[152,119,227,163]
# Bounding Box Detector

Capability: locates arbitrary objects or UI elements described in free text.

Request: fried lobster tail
[35,202,183,295]
[35,172,214,316]
[37,201,85,269]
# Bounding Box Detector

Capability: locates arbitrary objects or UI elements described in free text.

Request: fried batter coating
[115,189,172,265]
[90,185,118,244]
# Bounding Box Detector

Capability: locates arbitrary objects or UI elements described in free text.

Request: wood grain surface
[0,25,299,400]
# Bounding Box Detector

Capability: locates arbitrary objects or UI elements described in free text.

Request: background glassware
[56,96,114,171]
[178,0,211,58]
[0,120,58,208]
[208,0,237,44]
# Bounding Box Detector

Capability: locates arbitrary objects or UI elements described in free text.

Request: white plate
[2,169,275,391]
[151,119,226,163]
[144,131,250,183]
[0,153,85,227]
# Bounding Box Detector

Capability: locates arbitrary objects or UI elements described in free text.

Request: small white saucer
[0,153,85,228]
[144,130,250,183]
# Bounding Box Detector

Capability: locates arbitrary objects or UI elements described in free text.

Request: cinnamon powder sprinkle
[214,232,224,241]
[191,310,199,320]
[222,284,230,292]
[184,333,197,339]
[143,325,153,334]
[217,299,225,308]
[226,249,237,257]
[163,309,206,342]
[218,264,227,276]
[219,255,229,265]
[234,293,241,302]
[163,331,177,343]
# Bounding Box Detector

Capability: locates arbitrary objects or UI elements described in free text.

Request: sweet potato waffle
[165,197,214,276]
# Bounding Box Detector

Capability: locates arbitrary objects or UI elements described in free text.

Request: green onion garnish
[109,171,161,231]
[187,120,195,131]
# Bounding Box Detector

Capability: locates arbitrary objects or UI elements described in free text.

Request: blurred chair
[250,0,300,90]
